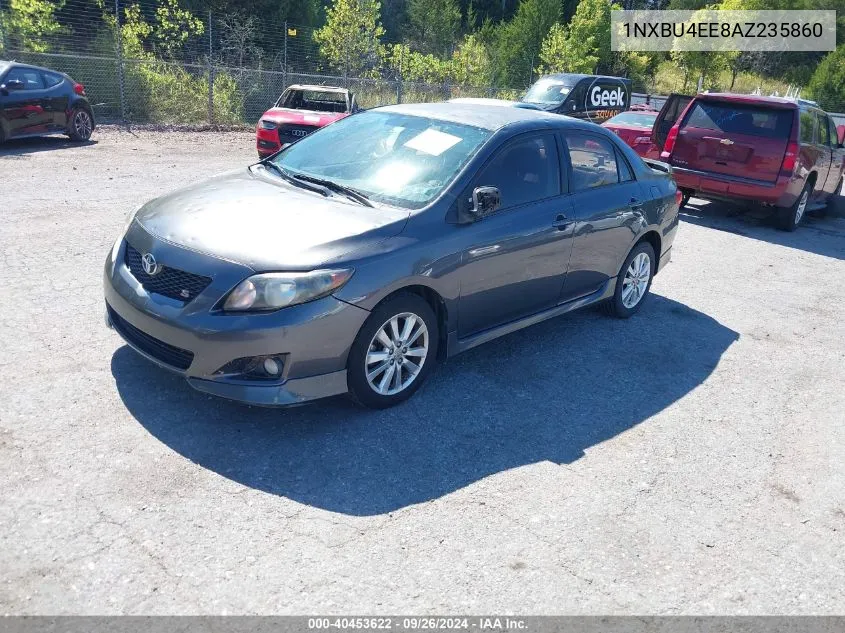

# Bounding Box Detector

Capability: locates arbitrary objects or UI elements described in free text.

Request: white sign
[590,85,626,108]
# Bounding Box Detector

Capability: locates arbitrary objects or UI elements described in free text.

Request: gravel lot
[2,128,844,615]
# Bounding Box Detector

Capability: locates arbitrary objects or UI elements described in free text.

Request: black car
[522,73,633,124]
[0,60,95,144]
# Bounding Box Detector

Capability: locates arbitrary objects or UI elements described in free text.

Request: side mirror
[471,186,500,219]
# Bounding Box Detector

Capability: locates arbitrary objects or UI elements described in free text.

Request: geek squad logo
[583,78,629,122]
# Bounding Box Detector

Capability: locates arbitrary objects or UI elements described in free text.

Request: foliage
[806,45,845,112]
[313,0,386,77]
[537,0,653,86]
[450,33,492,86]
[152,0,205,60]
[494,0,559,87]
[0,0,65,53]
[407,0,461,57]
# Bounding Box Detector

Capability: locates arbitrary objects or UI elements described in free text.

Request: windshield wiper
[260,162,331,198]
[289,173,374,207]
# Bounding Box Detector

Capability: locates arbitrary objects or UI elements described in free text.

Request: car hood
[134,168,409,271]
[261,108,348,127]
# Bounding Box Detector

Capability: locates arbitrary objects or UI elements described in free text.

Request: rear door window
[799,110,816,143]
[565,133,622,191]
[41,72,63,88]
[685,102,793,139]
[816,113,831,146]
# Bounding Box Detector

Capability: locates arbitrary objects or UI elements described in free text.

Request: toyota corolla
[104,102,680,409]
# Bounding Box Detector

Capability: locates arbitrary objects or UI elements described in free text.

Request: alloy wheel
[795,190,808,224]
[365,312,429,396]
[621,252,651,309]
[74,111,92,139]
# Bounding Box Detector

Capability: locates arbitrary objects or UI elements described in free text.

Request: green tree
[806,45,845,112]
[0,0,65,53]
[537,21,598,74]
[407,0,461,57]
[313,0,386,77]
[153,0,205,60]
[450,32,492,85]
[495,0,559,87]
[538,0,652,85]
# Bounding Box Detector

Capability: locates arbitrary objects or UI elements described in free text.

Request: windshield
[523,78,573,105]
[606,112,657,127]
[269,111,492,209]
[278,88,348,113]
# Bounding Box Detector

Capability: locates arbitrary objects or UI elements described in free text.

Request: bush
[123,61,243,123]
[807,46,845,113]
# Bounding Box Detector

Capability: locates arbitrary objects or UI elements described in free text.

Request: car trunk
[670,99,794,184]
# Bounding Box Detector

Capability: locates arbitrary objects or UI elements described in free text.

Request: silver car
[104,102,680,409]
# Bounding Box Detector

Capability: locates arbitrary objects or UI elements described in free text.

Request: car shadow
[0,136,96,156]
[111,294,738,516]
[681,196,845,261]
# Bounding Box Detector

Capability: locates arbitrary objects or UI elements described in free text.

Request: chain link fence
[0,0,535,125]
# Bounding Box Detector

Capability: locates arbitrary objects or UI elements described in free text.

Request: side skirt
[446,279,615,358]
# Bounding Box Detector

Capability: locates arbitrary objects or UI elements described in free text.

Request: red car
[602,110,660,159]
[256,84,359,158]
[654,92,845,231]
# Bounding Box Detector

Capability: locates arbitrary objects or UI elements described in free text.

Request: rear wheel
[347,293,439,409]
[680,191,691,209]
[67,108,93,142]
[604,241,655,319]
[777,181,811,232]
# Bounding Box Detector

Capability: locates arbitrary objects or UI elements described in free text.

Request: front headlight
[223,269,354,312]
[259,119,278,130]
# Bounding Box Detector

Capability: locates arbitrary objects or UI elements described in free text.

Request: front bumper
[104,226,370,407]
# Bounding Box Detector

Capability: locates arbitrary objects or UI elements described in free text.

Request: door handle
[553,214,572,230]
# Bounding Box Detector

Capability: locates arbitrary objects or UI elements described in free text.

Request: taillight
[674,189,683,207]
[661,125,680,158]
[73,83,85,96]
[782,141,799,172]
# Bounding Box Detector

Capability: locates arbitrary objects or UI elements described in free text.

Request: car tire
[347,293,439,409]
[603,241,656,319]
[777,181,811,232]
[67,108,93,142]
[680,191,691,209]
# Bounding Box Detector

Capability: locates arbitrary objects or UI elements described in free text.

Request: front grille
[125,243,211,303]
[278,123,317,144]
[108,305,194,371]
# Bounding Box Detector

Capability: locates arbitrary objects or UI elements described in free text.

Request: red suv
[654,93,845,231]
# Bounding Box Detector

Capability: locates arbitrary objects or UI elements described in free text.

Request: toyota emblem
[141,252,160,275]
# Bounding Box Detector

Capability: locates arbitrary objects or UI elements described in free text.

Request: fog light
[263,357,281,376]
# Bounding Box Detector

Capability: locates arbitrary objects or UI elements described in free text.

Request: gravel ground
[1,128,844,615]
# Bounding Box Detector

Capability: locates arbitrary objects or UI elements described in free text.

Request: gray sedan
[104,102,681,408]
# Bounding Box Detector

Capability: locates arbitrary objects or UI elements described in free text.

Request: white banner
[611,10,837,52]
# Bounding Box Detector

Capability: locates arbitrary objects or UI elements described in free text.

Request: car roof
[696,92,801,109]
[0,60,63,76]
[286,84,347,93]
[375,101,593,132]
[540,73,632,84]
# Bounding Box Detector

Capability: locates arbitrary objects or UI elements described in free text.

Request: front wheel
[67,108,93,142]
[604,241,655,319]
[347,293,439,409]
